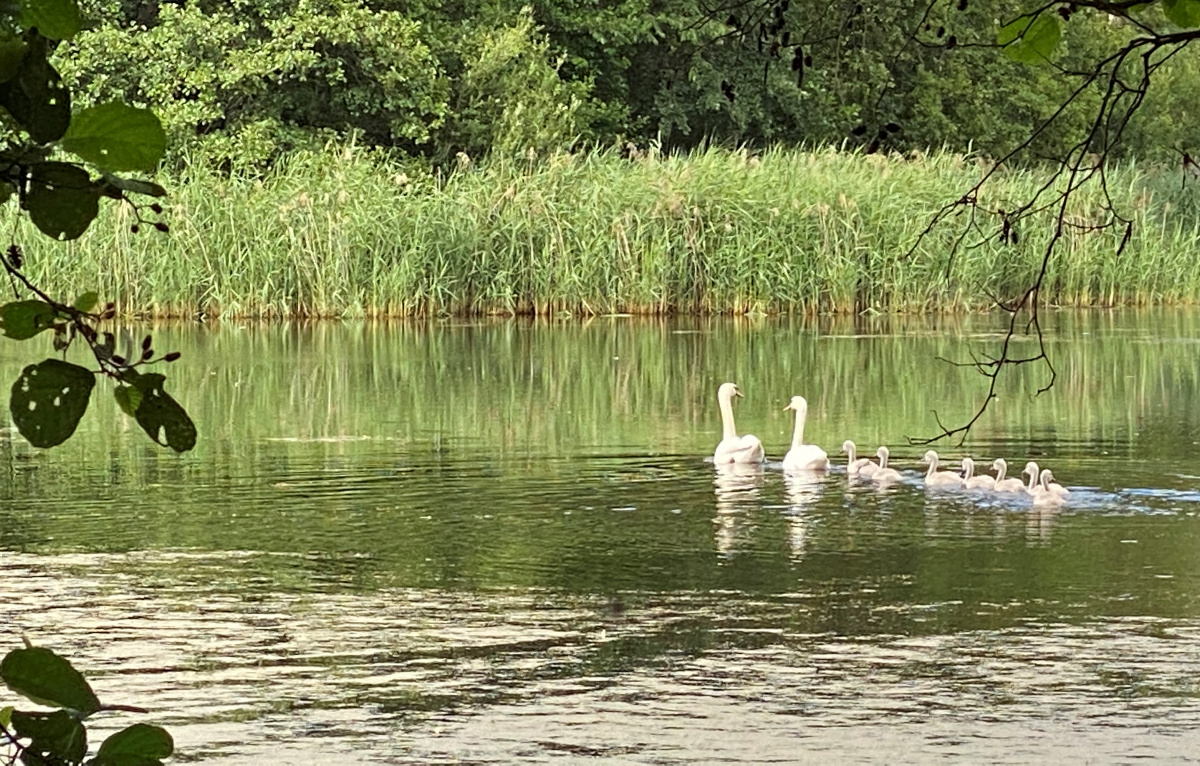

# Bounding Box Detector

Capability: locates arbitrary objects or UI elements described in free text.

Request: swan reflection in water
[783,471,825,560]
[712,462,764,558]
[1026,505,1058,546]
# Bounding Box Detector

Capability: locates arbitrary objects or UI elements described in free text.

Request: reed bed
[13,144,1200,318]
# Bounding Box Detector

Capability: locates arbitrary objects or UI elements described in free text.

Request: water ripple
[3,549,1200,763]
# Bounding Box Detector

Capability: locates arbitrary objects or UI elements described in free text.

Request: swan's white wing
[873,467,902,483]
[849,458,875,476]
[926,471,964,487]
[965,475,996,490]
[714,434,765,464]
[994,477,1026,492]
[784,445,828,472]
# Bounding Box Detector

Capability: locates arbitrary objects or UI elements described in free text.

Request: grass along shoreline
[17,145,1200,318]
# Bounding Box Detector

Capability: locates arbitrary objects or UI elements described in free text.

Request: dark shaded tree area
[63,0,1200,167]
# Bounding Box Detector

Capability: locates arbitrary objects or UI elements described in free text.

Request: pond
[2,311,1200,763]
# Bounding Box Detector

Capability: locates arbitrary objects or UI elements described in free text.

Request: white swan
[872,446,902,483]
[1022,461,1041,494]
[1041,468,1069,497]
[842,440,877,477]
[1031,468,1069,505]
[962,457,996,490]
[992,458,1025,493]
[922,450,964,487]
[782,396,829,472]
[712,382,765,465]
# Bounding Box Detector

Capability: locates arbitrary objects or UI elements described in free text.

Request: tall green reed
[13,144,1200,318]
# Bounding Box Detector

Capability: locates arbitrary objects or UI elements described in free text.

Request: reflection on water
[3,312,1200,762]
[782,472,825,562]
[713,463,765,560]
[1025,506,1058,546]
[783,470,826,509]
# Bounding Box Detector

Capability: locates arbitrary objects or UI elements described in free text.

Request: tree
[710,0,1200,441]
[36,0,1194,175]
[0,0,194,452]
[62,1,587,167]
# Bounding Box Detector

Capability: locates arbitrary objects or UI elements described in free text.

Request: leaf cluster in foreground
[1,645,173,765]
[0,0,192,452]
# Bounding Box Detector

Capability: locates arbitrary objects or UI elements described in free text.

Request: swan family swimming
[713,381,1070,503]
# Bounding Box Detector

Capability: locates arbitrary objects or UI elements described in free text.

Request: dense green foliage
[1,644,173,765]
[59,0,1200,166]
[64,0,586,167]
[11,145,1199,318]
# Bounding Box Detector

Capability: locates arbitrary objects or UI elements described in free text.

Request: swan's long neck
[994,460,1007,482]
[791,406,807,448]
[878,449,889,469]
[1026,463,1040,491]
[925,454,938,479]
[719,393,739,441]
[845,443,856,463]
[963,459,974,480]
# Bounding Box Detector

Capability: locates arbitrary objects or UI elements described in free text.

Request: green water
[2,312,1200,763]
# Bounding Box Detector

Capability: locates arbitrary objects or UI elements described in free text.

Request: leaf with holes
[25,161,99,240]
[1164,0,1200,27]
[1,646,101,713]
[126,372,196,452]
[61,102,166,173]
[997,14,1061,64]
[93,723,174,766]
[10,359,95,448]
[12,710,87,762]
[0,300,56,340]
[0,35,70,143]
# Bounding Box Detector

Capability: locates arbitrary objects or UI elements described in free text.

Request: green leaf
[61,102,166,173]
[0,704,12,728]
[125,372,196,452]
[0,35,70,143]
[997,14,1061,64]
[100,174,168,199]
[93,723,174,766]
[9,359,96,448]
[113,384,142,417]
[1164,0,1200,27]
[0,300,56,340]
[21,0,82,41]
[12,710,87,763]
[25,161,99,240]
[0,647,101,713]
[73,291,99,313]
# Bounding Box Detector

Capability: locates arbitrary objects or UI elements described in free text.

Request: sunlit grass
[14,144,1200,318]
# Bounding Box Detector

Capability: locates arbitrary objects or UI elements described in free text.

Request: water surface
[2,312,1200,763]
